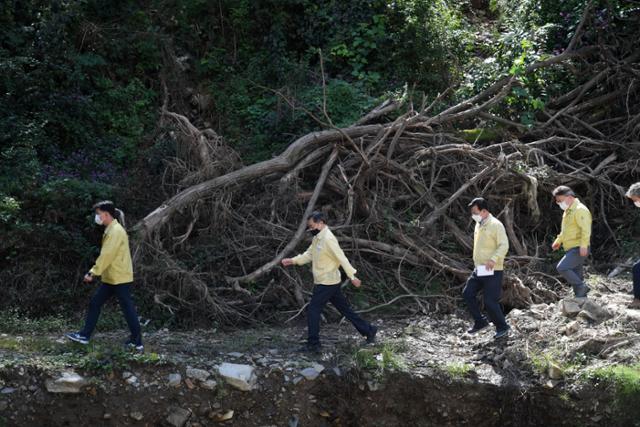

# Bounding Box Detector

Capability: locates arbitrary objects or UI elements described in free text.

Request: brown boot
[628,299,640,309]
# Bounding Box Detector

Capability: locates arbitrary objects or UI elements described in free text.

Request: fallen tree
[132,9,640,325]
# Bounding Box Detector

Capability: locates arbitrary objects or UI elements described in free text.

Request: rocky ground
[1,273,639,426]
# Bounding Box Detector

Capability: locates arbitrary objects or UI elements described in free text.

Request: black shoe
[366,325,378,344]
[296,344,321,354]
[494,327,510,340]
[467,321,489,334]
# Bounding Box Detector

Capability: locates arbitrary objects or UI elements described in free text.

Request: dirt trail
[1,273,638,426]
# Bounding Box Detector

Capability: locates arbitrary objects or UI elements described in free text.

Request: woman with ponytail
[66,201,143,351]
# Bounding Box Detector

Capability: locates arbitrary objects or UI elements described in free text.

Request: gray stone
[218,363,256,391]
[166,407,191,427]
[548,362,564,379]
[560,299,583,317]
[167,373,182,387]
[201,379,217,390]
[578,300,612,323]
[367,380,383,391]
[299,367,321,381]
[45,371,87,394]
[186,368,210,382]
[564,321,580,336]
[130,411,144,421]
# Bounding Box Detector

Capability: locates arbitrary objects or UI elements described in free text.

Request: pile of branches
[132,9,640,325]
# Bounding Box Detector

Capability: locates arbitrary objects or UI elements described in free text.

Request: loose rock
[166,407,192,427]
[45,371,87,394]
[186,367,211,382]
[218,363,256,391]
[167,373,182,387]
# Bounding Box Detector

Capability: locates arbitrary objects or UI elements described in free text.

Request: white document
[476,265,495,277]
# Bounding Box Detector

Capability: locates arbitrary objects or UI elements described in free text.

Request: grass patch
[444,362,475,379]
[0,309,69,334]
[529,350,587,378]
[0,337,165,373]
[0,335,63,353]
[354,342,406,375]
[68,342,165,372]
[586,364,640,396]
[584,364,640,423]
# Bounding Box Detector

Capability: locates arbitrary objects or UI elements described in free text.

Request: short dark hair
[307,211,326,223]
[94,200,116,216]
[552,186,575,197]
[93,200,126,227]
[468,197,489,211]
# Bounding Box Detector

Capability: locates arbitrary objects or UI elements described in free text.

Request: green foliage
[585,364,640,423]
[0,309,70,334]
[0,195,20,223]
[0,1,161,316]
[354,342,407,376]
[458,0,637,126]
[586,363,640,394]
[74,344,164,372]
[444,362,475,378]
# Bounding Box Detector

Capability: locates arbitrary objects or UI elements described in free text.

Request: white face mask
[94,214,104,225]
[557,201,569,211]
[635,201,640,208]
[471,214,483,223]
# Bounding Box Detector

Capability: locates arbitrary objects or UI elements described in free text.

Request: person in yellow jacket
[282,211,377,353]
[625,182,640,309]
[66,201,143,351]
[551,186,592,298]
[463,198,510,339]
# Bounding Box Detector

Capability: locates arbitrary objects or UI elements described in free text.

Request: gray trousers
[556,247,589,296]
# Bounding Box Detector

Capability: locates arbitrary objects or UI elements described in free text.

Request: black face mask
[308,228,320,236]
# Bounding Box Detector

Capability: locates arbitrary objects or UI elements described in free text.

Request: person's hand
[83,273,94,283]
[485,260,496,271]
[281,258,294,267]
[351,278,362,288]
[579,246,589,257]
[551,242,561,251]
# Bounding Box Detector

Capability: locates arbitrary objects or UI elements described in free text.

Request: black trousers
[307,284,372,346]
[462,270,508,332]
[80,283,142,345]
[633,260,640,299]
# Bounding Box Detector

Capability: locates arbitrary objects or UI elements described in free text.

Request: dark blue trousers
[634,260,640,299]
[463,270,508,332]
[307,284,372,346]
[80,283,142,345]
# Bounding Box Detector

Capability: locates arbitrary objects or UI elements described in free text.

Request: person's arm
[291,244,313,265]
[577,209,592,249]
[552,215,565,249]
[553,224,564,247]
[326,237,357,280]
[89,230,122,277]
[491,222,509,263]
